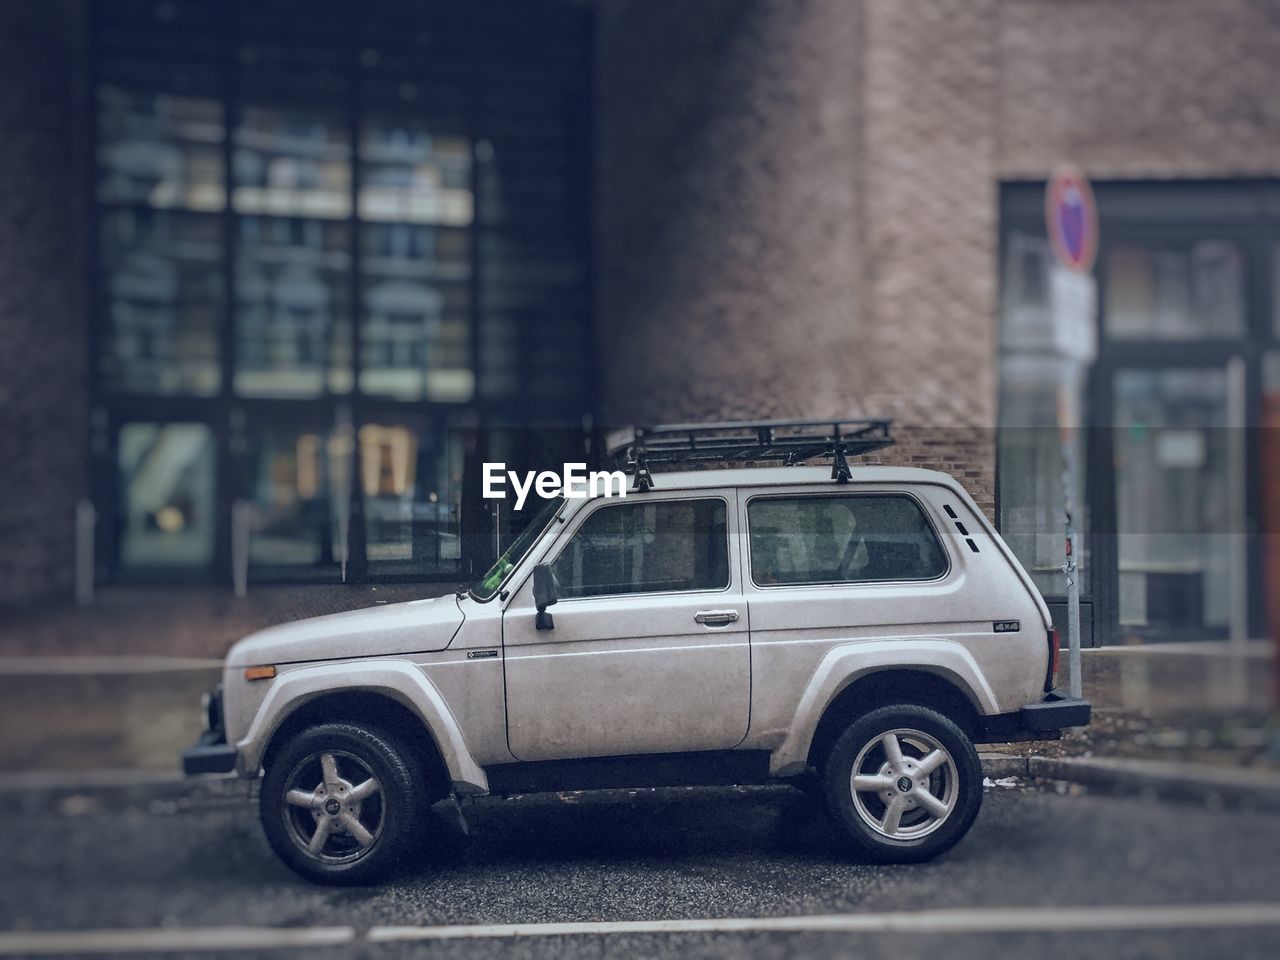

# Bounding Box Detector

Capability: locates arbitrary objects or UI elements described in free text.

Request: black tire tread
[259,721,429,885]
[821,704,983,864]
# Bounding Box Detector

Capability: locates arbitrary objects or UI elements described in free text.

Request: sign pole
[1045,166,1098,699]
[1059,365,1084,698]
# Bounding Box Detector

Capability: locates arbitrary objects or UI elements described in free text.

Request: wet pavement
[1,782,1278,958]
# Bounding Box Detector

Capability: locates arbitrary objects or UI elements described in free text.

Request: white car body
[194,466,1077,798]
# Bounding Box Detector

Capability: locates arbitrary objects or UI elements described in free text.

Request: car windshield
[468,496,566,601]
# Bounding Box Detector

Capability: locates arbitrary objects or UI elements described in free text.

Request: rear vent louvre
[944,504,978,552]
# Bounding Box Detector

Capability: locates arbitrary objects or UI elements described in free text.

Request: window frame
[744,491,952,590]
[545,495,735,602]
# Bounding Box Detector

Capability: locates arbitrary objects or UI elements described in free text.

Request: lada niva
[184,419,1089,884]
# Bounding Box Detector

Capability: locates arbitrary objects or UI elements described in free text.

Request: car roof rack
[605,418,894,491]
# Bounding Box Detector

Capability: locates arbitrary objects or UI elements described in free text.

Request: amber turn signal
[244,665,277,681]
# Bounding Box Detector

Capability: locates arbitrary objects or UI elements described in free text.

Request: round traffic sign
[1045,167,1098,274]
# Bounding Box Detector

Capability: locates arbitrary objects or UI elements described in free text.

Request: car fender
[768,639,1000,778]
[234,659,489,795]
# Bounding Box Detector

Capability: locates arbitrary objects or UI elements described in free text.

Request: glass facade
[90,0,593,584]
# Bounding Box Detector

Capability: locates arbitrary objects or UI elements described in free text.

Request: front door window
[551,498,729,599]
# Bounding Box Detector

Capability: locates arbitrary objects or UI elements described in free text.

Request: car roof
[624,465,965,492]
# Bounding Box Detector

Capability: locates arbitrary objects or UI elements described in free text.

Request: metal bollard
[231,500,252,599]
[75,499,96,607]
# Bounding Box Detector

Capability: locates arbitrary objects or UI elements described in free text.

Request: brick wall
[997,0,1280,179]
[0,1,89,605]
[594,0,1280,519]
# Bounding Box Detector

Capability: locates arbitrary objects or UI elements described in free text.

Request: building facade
[4,0,1280,647]
[0,0,594,603]
[595,0,1280,645]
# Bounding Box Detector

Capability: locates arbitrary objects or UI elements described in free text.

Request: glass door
[1111,366,1241,636]
[357,413,467,580]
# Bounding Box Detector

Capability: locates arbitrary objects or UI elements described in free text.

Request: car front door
[501,492,750,761]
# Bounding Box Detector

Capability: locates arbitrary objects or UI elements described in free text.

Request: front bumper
[182,684,238,776]
[183,731,238,775]
[975,689,1091,743]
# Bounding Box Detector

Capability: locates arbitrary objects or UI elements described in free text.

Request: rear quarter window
[748,494,948,586]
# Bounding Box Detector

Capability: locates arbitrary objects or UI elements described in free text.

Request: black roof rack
[605,418,894,491]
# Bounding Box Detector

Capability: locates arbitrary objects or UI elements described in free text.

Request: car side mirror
[532,563,558,630]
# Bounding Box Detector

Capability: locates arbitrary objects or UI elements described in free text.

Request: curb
[978,753,1030,780]
[1028,755,1280,811]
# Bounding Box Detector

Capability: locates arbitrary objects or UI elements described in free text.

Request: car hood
[225,593,465,667]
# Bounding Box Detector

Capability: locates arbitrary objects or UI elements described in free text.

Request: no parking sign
[1045,167,1098,274]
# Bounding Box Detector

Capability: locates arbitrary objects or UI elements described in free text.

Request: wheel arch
[236,660,488,795]
[260,690,450,798]
[804,669,981,771]
[767,640,999,779]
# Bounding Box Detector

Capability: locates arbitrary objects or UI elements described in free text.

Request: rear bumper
[1020,689,1092,732]
[975,689,1091,743]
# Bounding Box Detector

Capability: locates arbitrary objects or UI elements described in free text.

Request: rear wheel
[822,704,982,863]
[260,722,429,885]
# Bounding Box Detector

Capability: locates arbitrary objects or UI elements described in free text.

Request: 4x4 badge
[993,620,1020,633]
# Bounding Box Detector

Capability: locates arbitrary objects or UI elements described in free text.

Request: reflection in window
[360,225,473,401]
[359,122,472,225]
[245,426,344,568]
[999,232,1055,353]
[360,423,463,574]
[97,63,225,212]
[748,497,946,586]
[1113,369,1233,630]
[233,106,350,219]
[235,216,352,396]
[996,356,1085,596]
[553,500,729,598]
[478,233,588,403]
[1105,240,1244,340]
[99,208,222,395]
[996,227,1088,598]
[119,423,216,568]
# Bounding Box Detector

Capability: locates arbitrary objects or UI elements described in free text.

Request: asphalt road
[1,782,1278,959]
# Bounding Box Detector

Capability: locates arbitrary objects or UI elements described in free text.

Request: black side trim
[484,750,773,795]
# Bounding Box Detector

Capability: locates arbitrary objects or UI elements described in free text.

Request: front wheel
[260,722,429,885]
[822,704,983,864]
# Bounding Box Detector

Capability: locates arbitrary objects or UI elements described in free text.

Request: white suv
[184,420,1089,884]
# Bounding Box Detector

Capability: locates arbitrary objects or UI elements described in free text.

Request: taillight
[1045,627,1060,692]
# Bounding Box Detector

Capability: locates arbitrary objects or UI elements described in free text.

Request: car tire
[259,722,429,885]
[822,704,983,864]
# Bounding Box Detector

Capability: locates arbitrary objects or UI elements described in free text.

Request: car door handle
[694,609,739,626]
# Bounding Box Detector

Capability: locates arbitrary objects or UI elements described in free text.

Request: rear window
[748,494,947,586]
